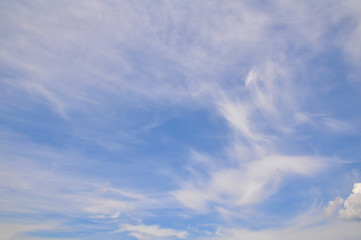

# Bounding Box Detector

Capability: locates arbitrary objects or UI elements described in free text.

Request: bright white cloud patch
[324,197,344,217]
[325,183,361,221]
[339,183,361,220]
[118,224,187,240]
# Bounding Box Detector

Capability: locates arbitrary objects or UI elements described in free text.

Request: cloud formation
[326,183,361,221]
[339,183,361,220]
[175,155,324,211]
[118,224,187,240]
[1,0,361,239]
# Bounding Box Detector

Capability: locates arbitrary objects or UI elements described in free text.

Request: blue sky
[1,0,361,239]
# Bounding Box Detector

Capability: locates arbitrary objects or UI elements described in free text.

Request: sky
[1,0,361,239]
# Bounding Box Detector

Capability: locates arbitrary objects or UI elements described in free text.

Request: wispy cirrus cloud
[175,155,325,212]
[1,0,361,239]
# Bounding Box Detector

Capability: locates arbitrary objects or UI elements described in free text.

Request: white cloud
[325,183,361,221]
[215,59,306,148]
[245,62,293,119]
[175,155,324,210]
[324,197,344,217]
[339,183,361,220]
[118,224,187,240]
[81,198,129,219]
[173,187,211,212]
[1,0,361,239]
[218,99,259,142]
